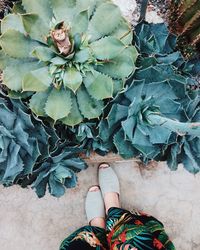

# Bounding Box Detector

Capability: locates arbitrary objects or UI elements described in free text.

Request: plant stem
[139,0,149,22]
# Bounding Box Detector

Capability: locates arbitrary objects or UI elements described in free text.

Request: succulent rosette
[0,93,53,185]
[0,0,138,126]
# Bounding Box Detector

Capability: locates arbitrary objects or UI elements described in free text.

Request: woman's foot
[85,186,106,229]
[99,163,120,214]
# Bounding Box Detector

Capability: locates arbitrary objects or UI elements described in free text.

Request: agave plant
[94,22,200,173]
[0,92,56,186]
[31,145,87,198]
[168,0,200,58]
[0,0,137,126]
[167,94,200,173]
[0,92,87,197]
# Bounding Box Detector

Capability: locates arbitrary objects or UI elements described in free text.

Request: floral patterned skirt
[60,207,176,250]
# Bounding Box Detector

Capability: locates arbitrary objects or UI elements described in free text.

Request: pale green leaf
[1,14,25,34]
[3,59,42,91]
[83,71,113,100]
[88,3,121,41]
[75,0,97,17]
[111,18,133,45]
[71,10,89,35]
[22,0,52,23]
[23,67,52,92]
[97,46,138,79]
[21,14,49,43]
[63,67,82,92]
[45,88,72,120]
[90,36,125,60]
[0,29,39,58]
[51,0,76,24]
[29,91,50,116]
[32,46,55,61]
[74,48,91,63]
[77,86,104,119]
[61,94,83,126]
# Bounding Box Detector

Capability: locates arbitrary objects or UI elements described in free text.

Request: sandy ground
[0,162,200,250]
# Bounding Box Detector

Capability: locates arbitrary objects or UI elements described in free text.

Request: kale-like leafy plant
[0,92,87,197]
[96,22,200,173]
[0,92,55,185]
[30,144,87,198]
[0,0,137,126]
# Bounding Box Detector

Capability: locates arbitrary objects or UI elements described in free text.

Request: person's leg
[88,186,106,229]
[98,163,176,250]
[98,163,120,214]
[60,186,107,250]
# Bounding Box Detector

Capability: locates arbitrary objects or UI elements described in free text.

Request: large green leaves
[88,2,122,40]
[71,10,89,35]
[45,88,72,121]
[90,36,125,60]
[21,14,49,43]
[3,59,42,91]
[61,95,83,126]
[22,0,53,23]
[0,0,137,127]
[97,46,138,79]
[1,14,25,33]
[83,71,113,100]
[63,67,83,92]
[23,67,52,92]
[0,30,39,58]
[77,87,104,119]
[29,91,49,116]
[51,0,76,24]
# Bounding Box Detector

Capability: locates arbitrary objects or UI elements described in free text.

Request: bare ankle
[104,192,120,214]
[90,217,106,229]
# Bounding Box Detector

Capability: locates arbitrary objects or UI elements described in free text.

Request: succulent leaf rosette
[0,0,138,126]
[0,94,52,185]
[0,92,87,197]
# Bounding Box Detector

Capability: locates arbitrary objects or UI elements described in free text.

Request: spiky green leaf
[45,88,72,120]
[21,14,49,43]
[23,67,52,92]
[83,71,113,100]
[1,14,25,34]
[77,86,103,119]
[71,10,89,35]
[29,91,49,116]
[3,59,42,91]
[61,94,83,126]
[63,67,82,93]
[22,0,52,23]
[97,46,138,79]
[0,29,39,58]
[90,36,125,60]
[88,2,122,40]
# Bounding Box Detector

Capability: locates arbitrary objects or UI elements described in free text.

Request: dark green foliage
[94,22,200,173]
[31,145,87,198]
[0,92,52,185]
[0,92,87,197]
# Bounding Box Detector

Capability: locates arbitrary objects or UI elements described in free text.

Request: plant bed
[0,0,199,198]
